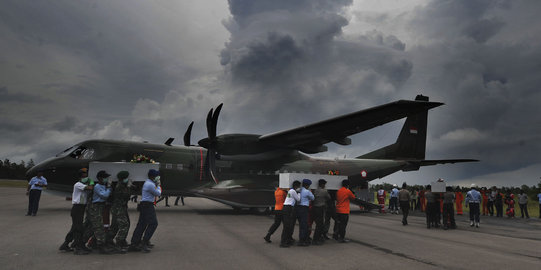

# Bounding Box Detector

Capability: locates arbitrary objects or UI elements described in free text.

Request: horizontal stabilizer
[403,159,479,171]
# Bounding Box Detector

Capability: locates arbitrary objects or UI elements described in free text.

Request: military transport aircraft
[27,95,476,210]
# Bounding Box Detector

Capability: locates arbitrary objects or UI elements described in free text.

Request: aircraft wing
[258,99,443,153]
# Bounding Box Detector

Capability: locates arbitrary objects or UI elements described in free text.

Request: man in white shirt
[59,169,94,255]
[280,180,301,248]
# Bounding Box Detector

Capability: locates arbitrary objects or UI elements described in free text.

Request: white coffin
[89,162,160,182]
[430,180,446,193]
[279,173,347,191]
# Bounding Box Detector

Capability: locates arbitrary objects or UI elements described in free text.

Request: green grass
[0,179,28,188]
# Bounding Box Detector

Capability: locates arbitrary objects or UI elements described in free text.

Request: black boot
[264,234,271,243]
[128,242,142,252]
[59,242,73,252]
[117,239,129,254]
[98,244,114,255]
[142,240,151,253]
[73,248,89,255]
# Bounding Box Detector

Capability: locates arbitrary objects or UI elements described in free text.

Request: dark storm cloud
[411,0,509,43]
[0,1,183,117]
[0,86,48,103]
[228,32,303,83]
[401,0,541,182]
[220,0,413,136]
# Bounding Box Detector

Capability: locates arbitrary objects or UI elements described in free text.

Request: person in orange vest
[420,187,426,212]
[377,188,386,213]
[264,187,287,243]
[455,187,464,215]
[334,180,356,243]
[481,187,489,215]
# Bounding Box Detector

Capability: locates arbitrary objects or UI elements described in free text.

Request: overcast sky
[1,0,540,187]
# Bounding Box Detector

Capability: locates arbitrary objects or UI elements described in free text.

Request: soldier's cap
[96,170,111,179]
[342,179,350,186]
[302,179,312,186]
[470,183,478,188]
[78,168,88,176]
[148,169,160,177]
[117,171,129,180]
[318,179,327,185]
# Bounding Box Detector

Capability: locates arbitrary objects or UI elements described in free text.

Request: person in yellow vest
[455,187,464,215]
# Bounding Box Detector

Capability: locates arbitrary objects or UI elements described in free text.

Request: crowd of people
[55,168,162,255]
[375,182,540,229]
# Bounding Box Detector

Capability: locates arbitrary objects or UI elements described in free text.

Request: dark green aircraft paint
[27,95,477,209]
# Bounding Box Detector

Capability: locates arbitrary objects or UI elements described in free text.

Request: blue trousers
[130,202,158,244]
[469,203,480,223]
[296,206,309,242]
[27,190,41,215]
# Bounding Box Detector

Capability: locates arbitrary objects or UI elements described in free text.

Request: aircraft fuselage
[27,139,408,208]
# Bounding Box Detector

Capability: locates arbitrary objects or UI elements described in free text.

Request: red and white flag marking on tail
[409,127,418,134]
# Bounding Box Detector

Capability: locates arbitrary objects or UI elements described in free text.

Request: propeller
[198,103,223,184]
[183,121,194,146]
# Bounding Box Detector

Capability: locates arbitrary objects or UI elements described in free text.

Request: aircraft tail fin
[357,95,430,161]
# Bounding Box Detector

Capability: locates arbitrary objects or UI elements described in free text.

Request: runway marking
[347,216,541,261]
[347,239,443,268]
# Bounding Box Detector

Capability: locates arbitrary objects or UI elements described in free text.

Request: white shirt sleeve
[291,190,300,201]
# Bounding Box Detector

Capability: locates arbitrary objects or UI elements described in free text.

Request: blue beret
[302,179,312,186]
[148,169,160,177]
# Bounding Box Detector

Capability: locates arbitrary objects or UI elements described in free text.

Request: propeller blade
[164,138,174,146]
[211,103,223,139]
[206,108,214,140]
[201,104,224,185]
[183,122,194,146]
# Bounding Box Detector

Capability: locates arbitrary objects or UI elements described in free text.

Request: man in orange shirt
[264,187,287,243]
[481,187,489,216]
[334,180,356,243]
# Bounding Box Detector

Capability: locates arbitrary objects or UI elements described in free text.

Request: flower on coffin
[130,154,155,164]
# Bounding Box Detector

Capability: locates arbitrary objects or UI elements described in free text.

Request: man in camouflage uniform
[88,170,114,254]
[106,171,132,253]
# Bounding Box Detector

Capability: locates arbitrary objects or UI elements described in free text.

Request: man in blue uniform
[296,179,314,246]
[26,170,47,216]
[129,169,162,252]
[88,170,113,254]
[466,183,482,228]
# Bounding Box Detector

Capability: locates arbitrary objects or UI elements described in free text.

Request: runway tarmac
[1,186,540,270]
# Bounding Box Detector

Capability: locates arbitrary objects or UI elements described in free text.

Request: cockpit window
[56,145,96,159]
[69,146,96,160]
[55,145,79,158]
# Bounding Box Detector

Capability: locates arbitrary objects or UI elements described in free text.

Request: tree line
[0,159,35,180]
